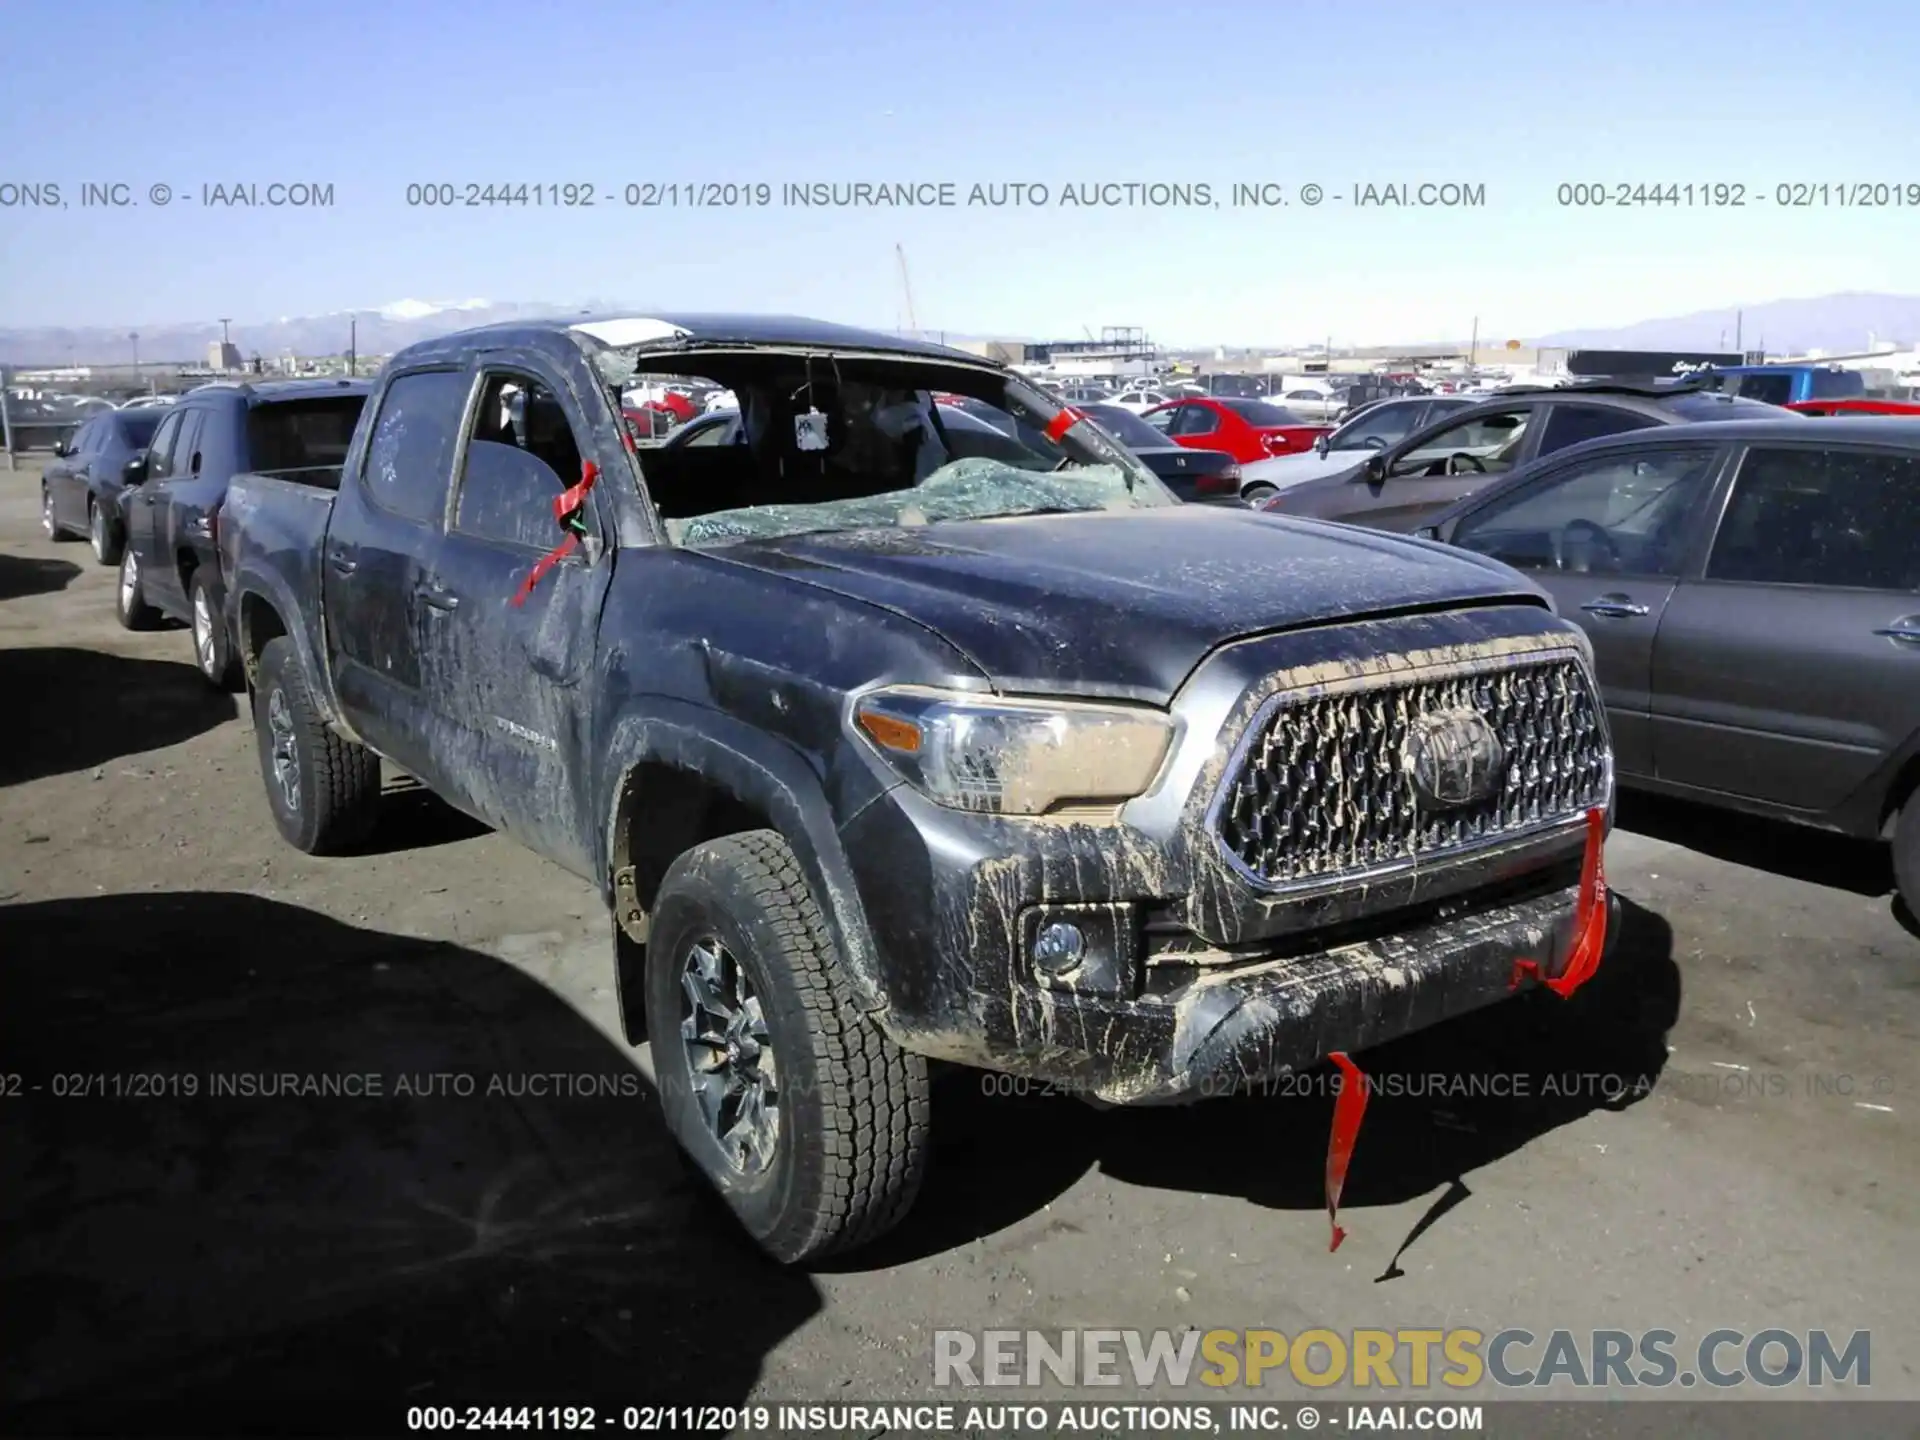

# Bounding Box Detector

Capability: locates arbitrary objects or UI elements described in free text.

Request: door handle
[1873,620,1920,645]
[415,578,460,611]
[326,551,358,576]
[1580,595,1650,618]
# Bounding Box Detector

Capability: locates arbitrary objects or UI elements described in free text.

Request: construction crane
[895,243,918,337]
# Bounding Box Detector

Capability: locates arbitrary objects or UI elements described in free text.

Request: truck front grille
[1213,654,1608,888]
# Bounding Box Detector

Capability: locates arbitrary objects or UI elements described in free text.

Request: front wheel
[115,547,160,630]
[252,636,382,854]
[646,830,930,1264]
[41,486,74,541]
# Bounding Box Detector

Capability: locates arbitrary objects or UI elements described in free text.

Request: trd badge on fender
[1405,707,1506,809]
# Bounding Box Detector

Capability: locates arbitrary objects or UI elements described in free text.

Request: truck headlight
[850,686,1175,816]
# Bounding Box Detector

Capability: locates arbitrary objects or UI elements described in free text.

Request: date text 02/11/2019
[1556,181,1920,207]
[399,181,1490,209]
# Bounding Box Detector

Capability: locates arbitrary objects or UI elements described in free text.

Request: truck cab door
[421,365,613,877]
[324,367,471,788]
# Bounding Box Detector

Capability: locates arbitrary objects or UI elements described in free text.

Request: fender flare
[599,700,888,1018]
[230,569,339,725]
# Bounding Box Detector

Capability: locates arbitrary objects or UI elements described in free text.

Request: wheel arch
[599,703,886,1045]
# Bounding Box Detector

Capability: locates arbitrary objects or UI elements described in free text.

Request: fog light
[1032,922,1086,975]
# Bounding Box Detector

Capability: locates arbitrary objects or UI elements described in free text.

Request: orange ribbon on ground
[1324,1051,1370,1252]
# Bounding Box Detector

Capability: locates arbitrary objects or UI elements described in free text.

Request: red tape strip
[1508,806,1609,997]
[1043,406,1085,443]
[511,534,577,608]
[510,460,600,607]
[1324,1051,1370,1253]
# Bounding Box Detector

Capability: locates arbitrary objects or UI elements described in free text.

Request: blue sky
[1,0,1916,344]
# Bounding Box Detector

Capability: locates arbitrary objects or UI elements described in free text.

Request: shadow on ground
[0,647,238,787]
[0,893,818,1436]
[358,773,495,855]
[846,898,1678,1271]
[0,553,82,602]
[1616,790,1893,898]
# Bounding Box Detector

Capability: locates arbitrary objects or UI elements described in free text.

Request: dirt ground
[2,454,1915,1433]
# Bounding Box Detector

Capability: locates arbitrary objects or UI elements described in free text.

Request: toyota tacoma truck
[220,313,1617,1264]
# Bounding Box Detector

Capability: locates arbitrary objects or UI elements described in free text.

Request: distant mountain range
[0,300,618,367]
[1532,292,1920,355]
[5,291,1917,368]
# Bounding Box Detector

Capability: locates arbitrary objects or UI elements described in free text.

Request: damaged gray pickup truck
[220,313,1617,1263]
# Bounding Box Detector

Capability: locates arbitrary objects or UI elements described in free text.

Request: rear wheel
[252,636,381,854]
[88,498,123,566]
[115,547,160,630]
[1242,482,1278,507]
[645,830,930,1264]
[41,486,74,541]
[190,570,242,692]
[1894,788,1920,921]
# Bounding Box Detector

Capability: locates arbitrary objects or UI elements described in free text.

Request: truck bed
[219,470,338,696]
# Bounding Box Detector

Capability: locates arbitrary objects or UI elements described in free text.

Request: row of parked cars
[31,312,1919,1271]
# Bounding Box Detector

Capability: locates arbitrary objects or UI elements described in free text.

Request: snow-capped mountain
[0,299,626,366]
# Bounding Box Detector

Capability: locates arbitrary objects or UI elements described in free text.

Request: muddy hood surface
[707,504,1544,700]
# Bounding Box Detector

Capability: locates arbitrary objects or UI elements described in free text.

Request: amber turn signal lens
[856,708,923,754]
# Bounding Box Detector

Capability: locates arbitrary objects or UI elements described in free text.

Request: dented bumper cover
[839,604,1615,1105]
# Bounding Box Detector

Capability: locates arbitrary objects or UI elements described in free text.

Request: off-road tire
[646,830,931,1264]
[253,636,381,854]
[88,498,124,566]
[115,547,161,630]
[1894,788,1920,922]
[190,570,243,692]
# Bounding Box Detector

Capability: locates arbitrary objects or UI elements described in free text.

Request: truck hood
[706,506,1544,702]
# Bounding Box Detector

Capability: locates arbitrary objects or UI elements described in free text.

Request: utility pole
[348,316,357,377]
[130,332,140,379]
[1469,316,1479,370]
[1,365,15,472]
[895,243,919,338]
[1735,310,1743,355]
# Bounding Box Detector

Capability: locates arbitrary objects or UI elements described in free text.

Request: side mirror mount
[122,456,149,485]
[52,437,71,458]
[1363,453,1388,487]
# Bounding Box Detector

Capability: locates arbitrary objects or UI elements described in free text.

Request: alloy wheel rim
[193,589,216,673]
[678,937,779,1174]
[120,551,138,609]
[90,506,106,557]
[41,491,54,535]
[266,686,300,813]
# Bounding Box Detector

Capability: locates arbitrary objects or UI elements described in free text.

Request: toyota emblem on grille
[1405,708,1506,809]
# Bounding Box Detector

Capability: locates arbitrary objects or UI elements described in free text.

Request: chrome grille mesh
[1215,655,1608,886]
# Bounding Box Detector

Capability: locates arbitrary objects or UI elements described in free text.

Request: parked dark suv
[1260,380,1792,531]
[115,377,370,688]
[1416,417,1920,915]
[40,408,164,564]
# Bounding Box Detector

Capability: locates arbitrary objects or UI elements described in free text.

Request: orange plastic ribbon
[1324,1051,1370,1252]
[510,460,599,608]
[1043,406,1086,442]
[1509,806,1609,997]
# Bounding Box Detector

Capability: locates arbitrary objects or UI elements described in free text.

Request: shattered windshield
[578,338,1174,546]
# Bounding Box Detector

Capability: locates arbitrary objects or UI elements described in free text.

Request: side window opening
[452,374,588,551]
[360,369,469,525]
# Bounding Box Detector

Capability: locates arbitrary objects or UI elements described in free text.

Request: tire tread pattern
[258,637,381,855]
[710,830,930,1262]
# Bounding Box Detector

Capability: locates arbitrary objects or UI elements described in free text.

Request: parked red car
[1786,398,1920,416]
[1142,396,1333,463]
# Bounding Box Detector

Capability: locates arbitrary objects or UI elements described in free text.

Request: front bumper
[842,786,1601,1106]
